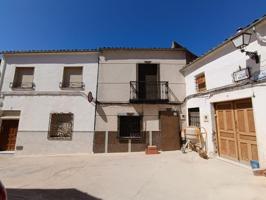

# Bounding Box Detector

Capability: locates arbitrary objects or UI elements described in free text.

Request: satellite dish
[88,91,93,103]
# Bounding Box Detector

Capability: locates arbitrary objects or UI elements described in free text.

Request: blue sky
[0,0,265,55]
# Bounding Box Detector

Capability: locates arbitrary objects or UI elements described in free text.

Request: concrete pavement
[0,151,265,200]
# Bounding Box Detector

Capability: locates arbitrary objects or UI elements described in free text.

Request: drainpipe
[0,55,7,107]
[93,52,101,145]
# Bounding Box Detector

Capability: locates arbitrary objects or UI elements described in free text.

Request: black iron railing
[10,82,35,89]
[59,82,85,89]
[130,81,169,103]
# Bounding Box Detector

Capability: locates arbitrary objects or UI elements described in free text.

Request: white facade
[0,52,99,155]
[182,19,266,167]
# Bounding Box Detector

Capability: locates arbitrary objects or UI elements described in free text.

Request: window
[61,67,84,89]
[48,113,73,140]
[188,108,200,127]
[195,73,206,92]
[12,67,34,89]
[118,115,142,138]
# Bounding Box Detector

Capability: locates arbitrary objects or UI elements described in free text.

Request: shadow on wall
[7,188,102,200]
[168,86,182,103]
[96,105,108,123]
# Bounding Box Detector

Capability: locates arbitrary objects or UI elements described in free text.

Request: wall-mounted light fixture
[231,29,260,63]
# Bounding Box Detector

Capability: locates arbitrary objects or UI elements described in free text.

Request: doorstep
[0,151,15,158]
[216,156,251,169]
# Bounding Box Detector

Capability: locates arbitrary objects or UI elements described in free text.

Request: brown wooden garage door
[215,99,258,163]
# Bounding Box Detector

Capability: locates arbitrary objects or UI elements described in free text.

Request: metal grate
[130,81,169,103]
[48,113,73,140]
[118,116,142,139]
[188,108,200,127]
[59,82,85,89]
[10,82,35,89]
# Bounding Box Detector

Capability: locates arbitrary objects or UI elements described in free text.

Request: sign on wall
[233,68,250,82]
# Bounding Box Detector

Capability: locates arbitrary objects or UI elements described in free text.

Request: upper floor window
[60,67,84,89]
[195,73,206,92]
[11,67,35,89]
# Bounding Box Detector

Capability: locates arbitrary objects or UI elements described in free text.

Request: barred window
[195,73,206,92]
[188,108,200,127]
[48,113,73,140]
[118,115,142,139]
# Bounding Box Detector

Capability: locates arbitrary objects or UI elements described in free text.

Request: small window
[12,67,34,89]
[195,73,206,92]
[188,108,200,127]
[118,115,142,139]
[48,113,73,140]
[61,67,84,89]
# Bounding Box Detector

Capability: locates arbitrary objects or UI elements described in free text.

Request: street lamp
[231,30,260,63]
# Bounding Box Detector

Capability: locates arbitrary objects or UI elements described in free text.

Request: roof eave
[180,14,266,73]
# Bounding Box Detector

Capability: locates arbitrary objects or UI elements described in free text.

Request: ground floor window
[48,113,73,140]
[118,115,142,139]
[188,108,200,127]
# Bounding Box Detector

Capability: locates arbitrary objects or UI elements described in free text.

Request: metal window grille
[188,108,200,127]
[118,115,142,139]
[48,113,73,140]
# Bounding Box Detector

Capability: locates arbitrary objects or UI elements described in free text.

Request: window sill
[60,87,84,91]
[11,88,35,91]
[48,137,72,141]
[119,136,142,140]
[196,90,207,93]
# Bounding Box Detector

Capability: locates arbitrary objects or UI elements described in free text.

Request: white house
[0,50,98,155]
[181,15,266,167]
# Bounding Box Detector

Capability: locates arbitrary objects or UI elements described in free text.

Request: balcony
[10,82,35,90]
[130,81,169,103]
[59,82,85,89]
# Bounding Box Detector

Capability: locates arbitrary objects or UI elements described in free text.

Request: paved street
[0,151,266,200]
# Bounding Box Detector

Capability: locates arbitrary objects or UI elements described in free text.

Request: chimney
[171,41,181,49]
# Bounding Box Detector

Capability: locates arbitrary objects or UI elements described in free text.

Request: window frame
[195,73,206,93]
[11,67,35,90]
[48,113,74,140]
[188,107,200,127]
[60,66,84,90]
[118,114,143,139]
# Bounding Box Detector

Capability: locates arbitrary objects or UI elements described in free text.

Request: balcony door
[138,64,159,100]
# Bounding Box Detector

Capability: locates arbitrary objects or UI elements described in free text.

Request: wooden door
[234,99,258,163]
[0,120,19,151]
[215,99,258,163]
[216,102,238,160]
[160,111,181,151]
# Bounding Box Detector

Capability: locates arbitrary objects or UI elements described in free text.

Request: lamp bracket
[240,49,260,64]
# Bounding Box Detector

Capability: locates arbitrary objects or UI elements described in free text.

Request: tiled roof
[1,41,197,57]
[1,49,98,54]
[180,14,266,72]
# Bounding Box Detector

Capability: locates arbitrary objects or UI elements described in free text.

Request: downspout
[0,55,7,93]
[93,51,101,151]
[0,55,7,105]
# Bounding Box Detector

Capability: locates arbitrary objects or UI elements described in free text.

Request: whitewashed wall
[183,20,266,167]
[0,53,99,155]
